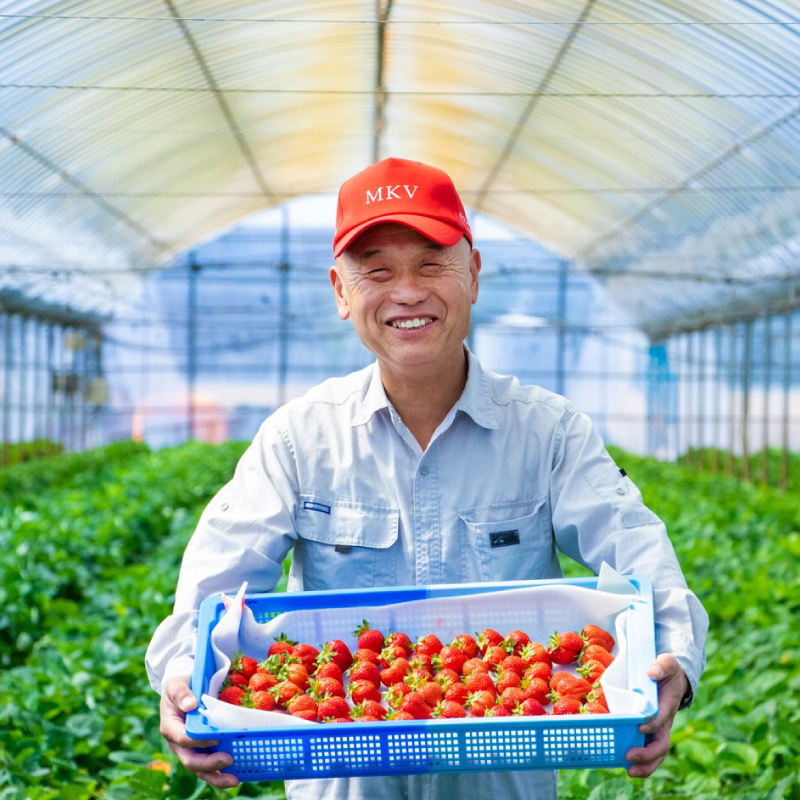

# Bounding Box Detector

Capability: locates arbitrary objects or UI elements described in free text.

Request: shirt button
[221,503,230,510]
[420,466,429,476]
[616,487,625,495]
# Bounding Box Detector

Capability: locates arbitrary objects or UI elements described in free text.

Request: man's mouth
[388,317,435,330]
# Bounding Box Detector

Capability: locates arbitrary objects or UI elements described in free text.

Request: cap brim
[334,214,465,257]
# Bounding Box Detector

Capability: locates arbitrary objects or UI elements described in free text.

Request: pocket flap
[297,495,399,549]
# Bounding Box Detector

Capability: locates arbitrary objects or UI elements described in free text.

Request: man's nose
[389,271,429,305]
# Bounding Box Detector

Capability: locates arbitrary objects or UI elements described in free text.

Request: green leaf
[715,741,759,774]
[586,779,633,800]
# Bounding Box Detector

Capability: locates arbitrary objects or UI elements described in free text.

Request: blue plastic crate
[186,577,657,782]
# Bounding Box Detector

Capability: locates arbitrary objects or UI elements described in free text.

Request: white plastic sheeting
[2,1,800,334]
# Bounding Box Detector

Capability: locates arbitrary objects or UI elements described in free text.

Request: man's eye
[367,268,389,277]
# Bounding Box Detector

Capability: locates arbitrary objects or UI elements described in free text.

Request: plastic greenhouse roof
[2,1,800,339]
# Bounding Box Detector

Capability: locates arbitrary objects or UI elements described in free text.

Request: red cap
[333,158,472,257]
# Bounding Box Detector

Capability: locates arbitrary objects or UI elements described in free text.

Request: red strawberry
[380,657,410,687]
[219,685,245,705]
[348,679,382,705]
[582,624,615,652]
[523,661,552,683]
[353,648,381,666]
[476,628,504,655]
[495,666,521,693]
[577,659,606,684]
[452,634,478,659]
[320,640,353,672]
[325,716,354,723]
[462,658,490,677]
[433,668,460,690]
[404,668,432,687]
[465,690,496,717]
[401,691,432,719]
[553,697,582,715]
[243,689,275,711]
[587,685,609,710]
[229,649,259,680]
[433,700,467,718]
[356,699,387,720]
[499,655,527,677]
[409,653,434,674]
[269,680,303,709]
[310,676,346,700]
[291,643,320,673]
[521,677,550,705]
[464,671,496,695]
[314,661,344,683]
[317,695,350,720]
[444,682,470,705]
[549,671,575,692]
[379,644,409,669]
[259,654,286,675]
[520,642,551,667]
[268,634,298,661]
[292,709,319,721]
[354,620,385,654]
[486,705,511,717]
[287,693,317,716]
[582,702,609,715]
[580,645,614,668]
[416,680,443,709]
[385,682,412,708]
[503,630,531,656]
[414,634,443,657]
[248,670,279,692]
[386,709,416,721]
[549,674,591,701]
[280,662,310,691]
[384,631,414,656]
[515,698,547,716]
[349,660,381,687]
[547,631,584,665]
[499,687,526,712]
[433,645,467,675]
[228,673,249,688]
[483,645,508,671]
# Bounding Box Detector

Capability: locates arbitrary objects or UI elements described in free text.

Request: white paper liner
[200,564,648,729]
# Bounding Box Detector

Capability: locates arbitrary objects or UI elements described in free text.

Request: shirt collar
[351,348,498,430]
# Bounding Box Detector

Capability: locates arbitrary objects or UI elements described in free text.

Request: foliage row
[0,441,798,799]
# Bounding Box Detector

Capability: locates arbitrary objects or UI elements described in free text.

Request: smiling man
[147,158,708,799]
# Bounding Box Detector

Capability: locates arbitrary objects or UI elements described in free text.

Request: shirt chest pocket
[458,497,555,582]
[296,495,399,591]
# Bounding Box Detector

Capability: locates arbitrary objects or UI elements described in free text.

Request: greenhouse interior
[1,3,798,800]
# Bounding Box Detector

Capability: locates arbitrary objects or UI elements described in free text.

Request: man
[147,158,708,798]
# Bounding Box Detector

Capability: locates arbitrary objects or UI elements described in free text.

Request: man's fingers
[199,771,241,789]
[164,676,198,712]
[626,724,671,778]
[159,683,218,749]
[171,743,234,776]
[646,652,681,681]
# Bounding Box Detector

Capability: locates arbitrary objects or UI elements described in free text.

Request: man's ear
[330,264,351,320]
[469,248,481,305]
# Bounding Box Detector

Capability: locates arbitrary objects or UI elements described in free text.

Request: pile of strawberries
[217,621,615,723]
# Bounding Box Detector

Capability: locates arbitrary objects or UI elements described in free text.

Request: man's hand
[159,675,239,789]
[625,653,689,779]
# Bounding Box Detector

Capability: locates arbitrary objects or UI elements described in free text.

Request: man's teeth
[391,317,433,329]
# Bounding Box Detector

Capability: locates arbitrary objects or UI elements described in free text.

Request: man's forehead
[345,223,449,259]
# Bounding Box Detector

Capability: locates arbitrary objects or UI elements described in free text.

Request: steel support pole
[2,313,10,466]
[18,316,27,458]
[45,323,54,455]
[742,320,752,482]
[712,326,722,474]
[278,207,290,407]
[726,324,737,477]
[556,260,568,397]
[781,310,792,491]
[697,330,706,471]
[761,315,771,486]
[187,256,200,441]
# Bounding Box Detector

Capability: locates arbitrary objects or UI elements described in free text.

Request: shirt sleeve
[144,413,299,694]
[549,406,709,702]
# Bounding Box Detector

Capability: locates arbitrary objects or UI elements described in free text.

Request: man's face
[330,223,481,377]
